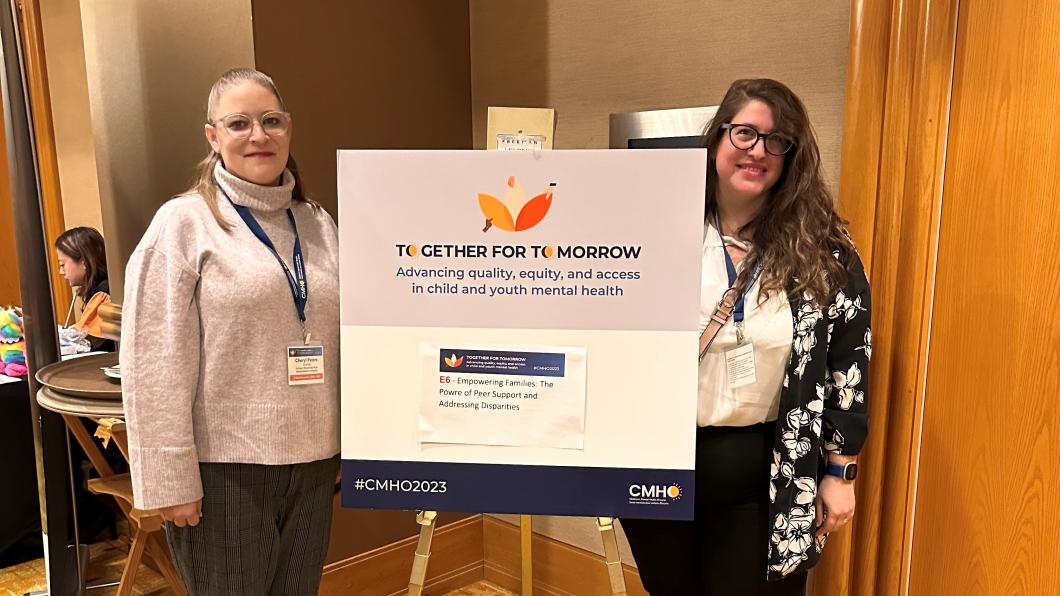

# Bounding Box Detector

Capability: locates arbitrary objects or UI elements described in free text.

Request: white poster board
[339,150,705,519]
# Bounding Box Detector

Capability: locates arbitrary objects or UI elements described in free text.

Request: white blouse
[698,224,794,427]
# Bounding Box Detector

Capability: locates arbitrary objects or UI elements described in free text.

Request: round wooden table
[33,356,187,596]
[36,385,123,418]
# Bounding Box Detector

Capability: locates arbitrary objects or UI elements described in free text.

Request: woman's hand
[815,475,855,537]
[160,499,203,527]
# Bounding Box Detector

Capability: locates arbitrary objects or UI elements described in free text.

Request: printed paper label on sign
[288,345,324,386]
[419,342,587,449]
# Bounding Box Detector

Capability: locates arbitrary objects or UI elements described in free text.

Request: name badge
[287,345,324,386]
[725,342,757,389]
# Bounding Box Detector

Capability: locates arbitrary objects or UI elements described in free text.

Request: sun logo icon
[667,484,683,500]
[444,354,464,368]
[478,176,557,233]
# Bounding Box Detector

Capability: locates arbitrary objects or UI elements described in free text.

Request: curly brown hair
[703,78,856,303]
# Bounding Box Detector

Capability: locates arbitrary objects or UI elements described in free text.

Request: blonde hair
[184,68,313,230]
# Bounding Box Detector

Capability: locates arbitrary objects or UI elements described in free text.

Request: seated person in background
[55,227,122,539]
[55,226,114,352]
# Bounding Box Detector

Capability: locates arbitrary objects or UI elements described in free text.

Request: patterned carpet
[0,537,513,596]
[0,534,170,595]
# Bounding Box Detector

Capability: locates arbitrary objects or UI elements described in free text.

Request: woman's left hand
[815,475,856,537]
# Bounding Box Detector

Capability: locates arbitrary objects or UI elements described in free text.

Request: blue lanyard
[222,190,308,331]
[713,210,758,330]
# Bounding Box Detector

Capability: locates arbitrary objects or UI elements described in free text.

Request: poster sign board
[338,150,705,519]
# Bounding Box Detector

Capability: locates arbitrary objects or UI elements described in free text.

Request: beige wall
[470,0,850,188]
[470,0,851,555]
[79,0,256,299]
[40,0,101,233]
[252,0,473,218]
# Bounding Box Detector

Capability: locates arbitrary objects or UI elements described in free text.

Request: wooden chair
[65,415,187,596]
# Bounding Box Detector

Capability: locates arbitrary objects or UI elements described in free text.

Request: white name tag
[725,342,757,389]
[287,345,324,386]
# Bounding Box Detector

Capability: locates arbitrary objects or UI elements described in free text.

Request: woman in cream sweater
[122,68,340,595]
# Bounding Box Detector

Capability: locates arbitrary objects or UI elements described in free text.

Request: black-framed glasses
[209,110,292,139]
[721,123,794,156]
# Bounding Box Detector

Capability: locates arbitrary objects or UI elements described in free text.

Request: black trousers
[622,423,807,596]
[165,456,340,596]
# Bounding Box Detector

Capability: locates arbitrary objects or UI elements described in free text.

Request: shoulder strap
[698,288,739,362]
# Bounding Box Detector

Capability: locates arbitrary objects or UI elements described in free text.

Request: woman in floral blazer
[770,258,871,580]
[622,79,871,595]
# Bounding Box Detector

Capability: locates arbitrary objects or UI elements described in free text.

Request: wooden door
[9,0,69,320]
[0,100,19,307]
[908,1,1060,593]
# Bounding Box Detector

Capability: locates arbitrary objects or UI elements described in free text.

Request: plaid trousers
[164,456,340,596]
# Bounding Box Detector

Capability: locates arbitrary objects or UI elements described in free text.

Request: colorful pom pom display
[0,307,27,377]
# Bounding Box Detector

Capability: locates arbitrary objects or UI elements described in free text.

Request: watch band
[826,462,857,481]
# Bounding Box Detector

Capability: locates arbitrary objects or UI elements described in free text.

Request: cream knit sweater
[122,164,340,510]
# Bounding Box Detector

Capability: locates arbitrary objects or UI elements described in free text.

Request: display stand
[519,515,533,595]
[406,511,627,595]
[596,517,628,596]
[407,510,437,596]
[397,114,634,595]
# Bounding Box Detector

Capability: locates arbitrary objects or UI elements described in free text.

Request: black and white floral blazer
[766,253,872,580]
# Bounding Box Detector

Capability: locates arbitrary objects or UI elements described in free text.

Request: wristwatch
[826,461,858,481]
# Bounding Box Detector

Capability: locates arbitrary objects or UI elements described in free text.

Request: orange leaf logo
[444,354,464,368]
[479,176,557,232]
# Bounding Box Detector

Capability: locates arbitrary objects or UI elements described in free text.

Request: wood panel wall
[319,515,484,596]
[908,0,1060,593]
[824,0,960,592]
[483,516,648,595]
[824,1,1060,595]
[14,0,69,321]
[0,101,19,307]
[814,0,961,593]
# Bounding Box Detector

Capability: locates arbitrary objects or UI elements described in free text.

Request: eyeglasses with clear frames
[721,122,794,156]
[210,111,292,140]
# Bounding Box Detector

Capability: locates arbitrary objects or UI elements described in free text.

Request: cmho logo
[629,483,683,501]
[444,353,464,368]
[478,176,557,233]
